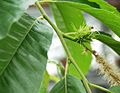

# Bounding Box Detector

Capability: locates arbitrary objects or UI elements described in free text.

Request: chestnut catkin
[95,53,120,86]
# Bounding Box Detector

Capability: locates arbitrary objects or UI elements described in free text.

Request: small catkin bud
[95,54,120,86]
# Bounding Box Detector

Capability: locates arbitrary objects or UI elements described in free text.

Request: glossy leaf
[89,0,120,15]
[0,14,53,93]
[66,39,92,76]
[58,0,98,7]
[51,2,92,76]
[0,0,34,39]
[52,1,120,37]
[109,86,120,93]
[50,75,86,93]
[94,32,120,55]
[51,3,85,33]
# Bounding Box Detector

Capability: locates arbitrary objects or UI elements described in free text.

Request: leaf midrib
[0,18,38,76]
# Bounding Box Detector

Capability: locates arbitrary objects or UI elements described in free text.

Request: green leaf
[51,2,92,76]
[66,39,92,76]
[50,75,86,93]
[52,1,120,37]
[58,0,98,7]
[109,86,120,93]
[94,32,120,55]
[51,3,85,32]
[0,14,53,93]
[0,14,35,74]
[39,71,49,93]
[88,0,120,15]
[0,0,34,39]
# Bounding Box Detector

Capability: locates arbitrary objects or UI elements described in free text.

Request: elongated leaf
[109,86,120,93]
[51,3,85,32]
[51,2,92,76]
[50,75,86,93]
[89,0,120,15]
[0,0,34,39]
[58,0,98,7]
[94,32,120,55]
[0,14,53,93]
[52,1,120,37]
